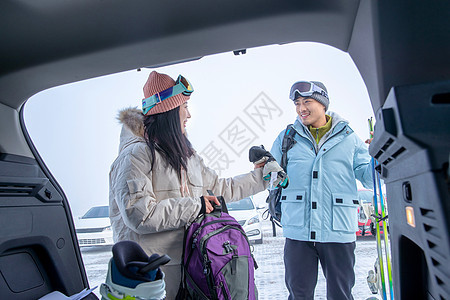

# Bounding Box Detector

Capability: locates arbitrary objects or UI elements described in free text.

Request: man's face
[294,96,327,128]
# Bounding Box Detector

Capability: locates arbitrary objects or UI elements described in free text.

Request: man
[270,81,373,300]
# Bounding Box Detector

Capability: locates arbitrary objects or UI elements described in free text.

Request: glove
[249,145,275,165]
[263,160,289,188]
[249,145,289,188]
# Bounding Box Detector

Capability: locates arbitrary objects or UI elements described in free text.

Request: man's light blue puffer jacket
[271,112,373,243]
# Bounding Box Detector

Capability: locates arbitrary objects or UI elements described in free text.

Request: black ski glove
[249,145,275,164]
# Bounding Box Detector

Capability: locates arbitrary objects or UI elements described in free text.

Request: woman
[109,71,270,299]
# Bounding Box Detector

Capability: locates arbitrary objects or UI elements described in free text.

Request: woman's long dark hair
[144,106,194,177]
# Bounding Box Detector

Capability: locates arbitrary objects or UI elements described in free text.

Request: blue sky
[23,42,374,217]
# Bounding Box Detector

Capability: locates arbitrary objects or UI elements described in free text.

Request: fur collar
[118,107,145,138]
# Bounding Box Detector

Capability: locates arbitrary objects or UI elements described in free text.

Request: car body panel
[356,189,385,237]
[75,206,113,248]
[227,198,263,244]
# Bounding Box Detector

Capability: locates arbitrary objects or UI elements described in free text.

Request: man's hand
[365,131,374,145]
[203,195,220,213]
[262,161,289,188]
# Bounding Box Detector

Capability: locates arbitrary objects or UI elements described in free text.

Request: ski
[366,117,394,300]
[376,168,394,299]
[370,158,387,300]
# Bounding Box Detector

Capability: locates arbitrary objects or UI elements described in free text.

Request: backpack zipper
[219,281,229,300]
[199,225,250,252]
[203,253,217,299]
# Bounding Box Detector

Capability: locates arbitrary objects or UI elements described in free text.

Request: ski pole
[368,118,387,300]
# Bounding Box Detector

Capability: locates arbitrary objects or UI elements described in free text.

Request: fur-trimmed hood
[117,107,145,152]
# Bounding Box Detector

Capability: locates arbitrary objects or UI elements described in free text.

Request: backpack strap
[280,124,296,171]
[266,125,297,232]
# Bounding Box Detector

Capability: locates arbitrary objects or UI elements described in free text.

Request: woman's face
[179,102,191,134]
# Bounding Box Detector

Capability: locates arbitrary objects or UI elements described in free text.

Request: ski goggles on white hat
[142,75,194,115]
[289,81,328,101]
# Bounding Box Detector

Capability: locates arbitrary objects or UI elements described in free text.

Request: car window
[23,41,375,297]
[227,198,255,211]
[24,42,374,218]
[82,206,109,218]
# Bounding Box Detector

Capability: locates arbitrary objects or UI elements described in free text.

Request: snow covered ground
[81,216,383,300]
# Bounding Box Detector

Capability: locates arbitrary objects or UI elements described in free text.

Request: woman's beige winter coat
[109,108,267,295]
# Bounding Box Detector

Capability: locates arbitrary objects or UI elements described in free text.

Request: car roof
[2,1,449,159]
[5,0,449,113]
[0,1,360,110]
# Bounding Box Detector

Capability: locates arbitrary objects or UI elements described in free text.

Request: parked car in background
[357,189,386,237]
[227,197,263,244]
[357,190,374,237]
[75,205,113,247]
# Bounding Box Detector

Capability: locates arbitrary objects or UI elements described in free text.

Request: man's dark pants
[284,238,356,300]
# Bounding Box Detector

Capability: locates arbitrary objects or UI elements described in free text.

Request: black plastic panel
[369,81,450,299]
[0,154,87,299]
[0,252,44,292]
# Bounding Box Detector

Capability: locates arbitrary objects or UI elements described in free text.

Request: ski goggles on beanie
[142,75,194,115]
[289,81,329,101]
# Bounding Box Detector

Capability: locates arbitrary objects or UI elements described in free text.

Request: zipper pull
[204,257,211,275]
[223,241,233,253]
[231,254,238,275]
[251,254,259,270]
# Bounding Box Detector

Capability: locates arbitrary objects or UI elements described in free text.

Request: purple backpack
[177,197,258,300]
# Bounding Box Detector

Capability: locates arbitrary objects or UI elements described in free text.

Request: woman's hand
[203,195,221,213]
[254,161,266,169]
